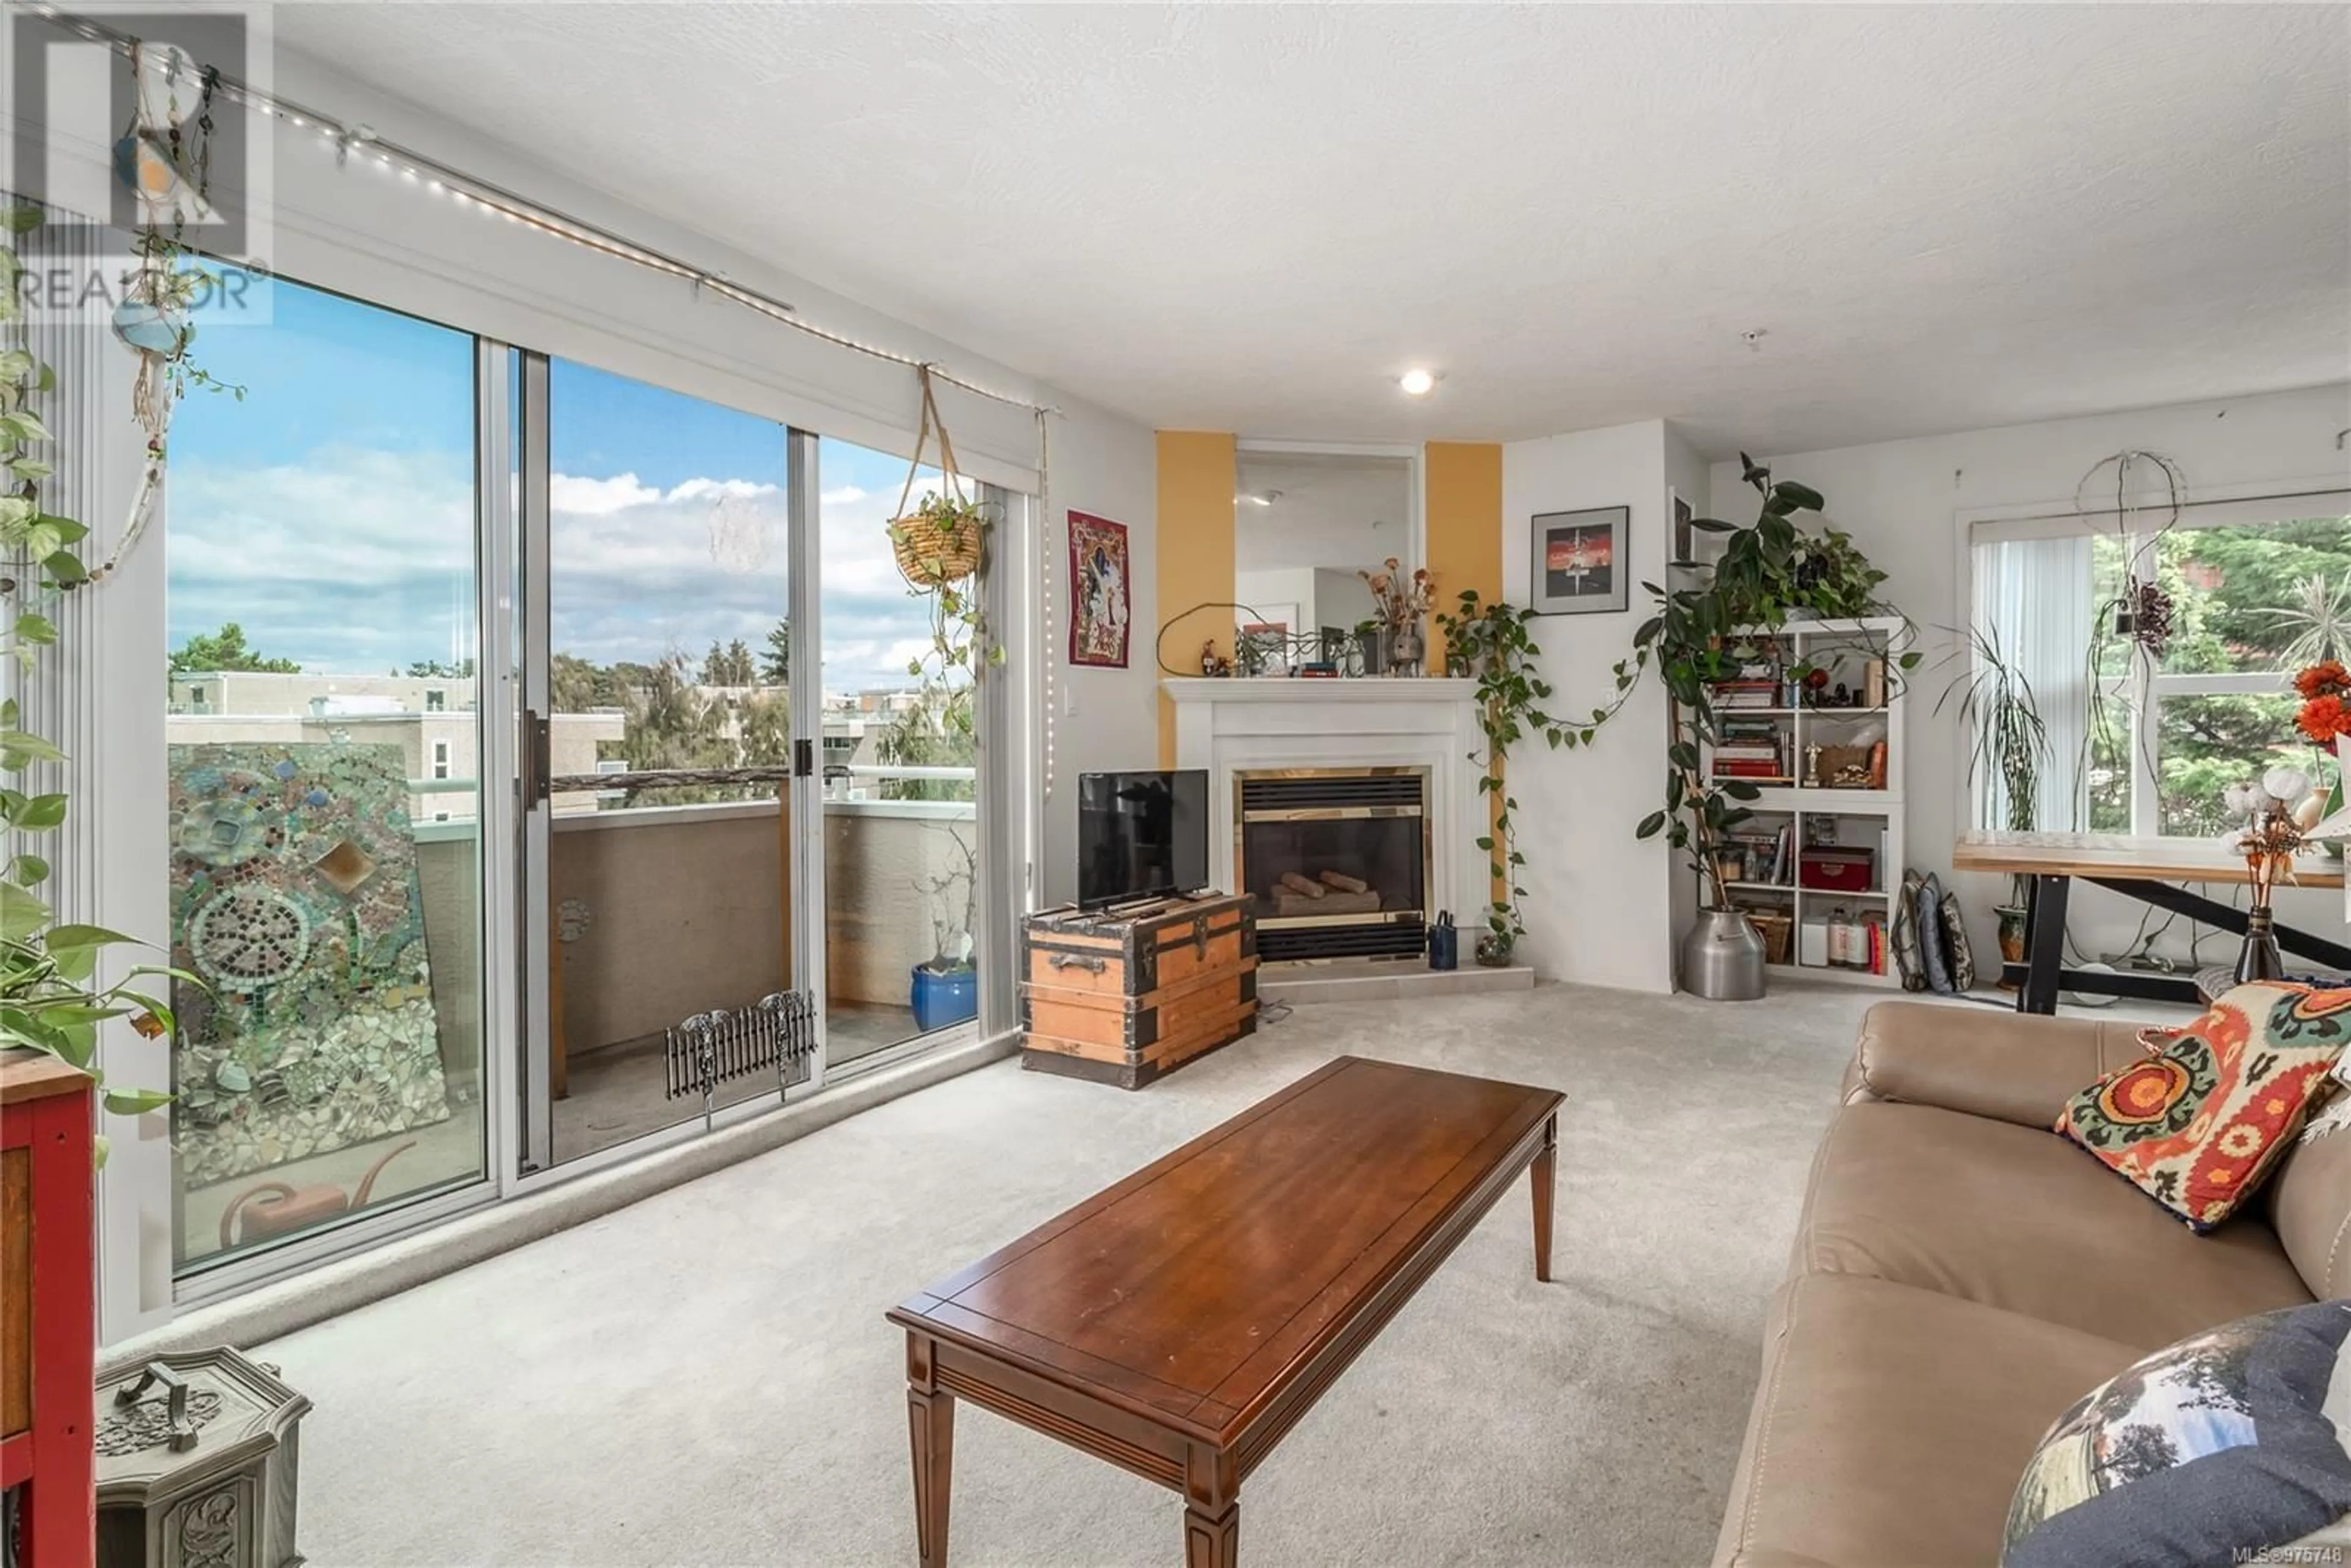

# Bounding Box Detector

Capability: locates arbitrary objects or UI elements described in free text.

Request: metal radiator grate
[1240,773,1427,812]
[664,990,818,1109]
[1259,918,1428,963]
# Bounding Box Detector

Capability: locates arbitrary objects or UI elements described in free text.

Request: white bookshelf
[1701,617,1908,988]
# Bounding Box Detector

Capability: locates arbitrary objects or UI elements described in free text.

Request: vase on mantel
[1385,623,1425,678]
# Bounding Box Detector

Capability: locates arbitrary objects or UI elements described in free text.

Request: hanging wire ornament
[92,40,241,587]
[705,485,773,576]
[2075,448,2188,659]
[2072,448,2189,811]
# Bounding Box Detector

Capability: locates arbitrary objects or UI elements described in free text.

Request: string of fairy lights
[17,0,1048,415]
[1037,409,1058,799]
[20,0,1070,798]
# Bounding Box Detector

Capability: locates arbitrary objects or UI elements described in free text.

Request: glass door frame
[169,332,524,1308]
[173,351,1037,1302]
[786,426,832,1096]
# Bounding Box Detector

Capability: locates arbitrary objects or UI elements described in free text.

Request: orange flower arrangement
[2296,660,2351,744]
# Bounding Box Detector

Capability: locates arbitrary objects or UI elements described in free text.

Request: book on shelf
[1714,689,1783,710]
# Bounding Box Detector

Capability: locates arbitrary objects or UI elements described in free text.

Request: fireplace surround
[1163,677,1488,969]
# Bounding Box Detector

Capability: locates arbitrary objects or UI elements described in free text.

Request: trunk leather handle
[1048,952,1108,974]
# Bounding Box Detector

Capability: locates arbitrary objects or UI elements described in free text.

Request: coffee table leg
[907,1334,955,1568]
[1532,1114,1556,1283]
[1184,1445,1239,1567]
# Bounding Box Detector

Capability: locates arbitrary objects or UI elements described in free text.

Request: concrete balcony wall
[408,800,976,1074]
[415,827,486,1095]
[822,799,980,1013]
[552,803,790,1054]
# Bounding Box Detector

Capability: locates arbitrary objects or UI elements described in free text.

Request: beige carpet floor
[260,980,1977,1567]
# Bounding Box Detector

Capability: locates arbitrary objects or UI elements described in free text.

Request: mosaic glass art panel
[169,743,452,1185]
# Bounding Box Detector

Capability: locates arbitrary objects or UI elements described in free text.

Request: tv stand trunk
[1020,892,1257,1089]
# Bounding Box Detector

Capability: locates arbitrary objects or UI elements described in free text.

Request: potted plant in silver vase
[1556,455,1919,1000]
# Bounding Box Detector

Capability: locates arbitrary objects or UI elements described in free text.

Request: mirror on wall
[1232,450,1413,674]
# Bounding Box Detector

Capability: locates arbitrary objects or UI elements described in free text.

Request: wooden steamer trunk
[1021,893,1257,1089]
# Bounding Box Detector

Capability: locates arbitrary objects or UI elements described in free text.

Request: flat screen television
[1078,770,1209,909]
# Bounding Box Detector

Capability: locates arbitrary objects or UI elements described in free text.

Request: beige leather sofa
[1712,1000,2351,1568]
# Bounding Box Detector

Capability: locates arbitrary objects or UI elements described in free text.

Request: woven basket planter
[888,367,986,587]
[888,508,983,587]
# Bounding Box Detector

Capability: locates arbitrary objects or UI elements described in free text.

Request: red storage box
[1799,847,1875,893]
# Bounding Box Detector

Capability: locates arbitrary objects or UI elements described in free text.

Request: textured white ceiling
[1234,452,1412,573]
[271,3,2350,454]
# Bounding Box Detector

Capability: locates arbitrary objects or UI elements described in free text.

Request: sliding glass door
[814,437,981,1064]
[512,358,808,1168]
[163,274,490,1271]
[165,266,1013,1240]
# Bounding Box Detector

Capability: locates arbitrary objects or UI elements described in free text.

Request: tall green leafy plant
[1565,456,1919,907]
[1433,590,1575,956]
[1940,621,2050,911]
[0,206,184,1152]
[1941,622,2050,835]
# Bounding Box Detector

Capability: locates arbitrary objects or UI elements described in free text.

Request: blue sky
[168,272,944,693]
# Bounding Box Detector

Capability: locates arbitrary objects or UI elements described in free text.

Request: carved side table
[94,1348,309,1568]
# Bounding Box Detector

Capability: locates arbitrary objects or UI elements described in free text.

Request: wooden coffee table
[885,1055,1562,1566]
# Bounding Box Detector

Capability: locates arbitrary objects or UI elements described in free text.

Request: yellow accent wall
[1422,441,1505,902]
[1155,431,1237,764]
[1423,441,1504,667]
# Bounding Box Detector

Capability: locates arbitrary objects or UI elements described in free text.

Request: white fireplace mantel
[1162,677,1488,927]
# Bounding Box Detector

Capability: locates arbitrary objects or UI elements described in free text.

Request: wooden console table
[886,1056,1562,1566]
[1,1049,94,1567]
[1952,831,2349,1015]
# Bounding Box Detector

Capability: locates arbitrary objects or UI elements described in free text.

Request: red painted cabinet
[1,1048,95,1568]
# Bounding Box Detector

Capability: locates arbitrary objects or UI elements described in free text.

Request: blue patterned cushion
[2004,1300,2351,1566]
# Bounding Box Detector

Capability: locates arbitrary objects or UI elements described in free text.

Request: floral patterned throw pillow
[2054,982,2351,1231]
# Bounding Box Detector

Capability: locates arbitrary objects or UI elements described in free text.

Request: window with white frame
[1971,497,2351,840]
[430,738,452,779]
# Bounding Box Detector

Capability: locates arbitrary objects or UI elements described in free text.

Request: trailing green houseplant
[1567,455,1919,912]
[1433,590,1576,963]
[0,206,186,1153]
[1939,621,2050,963]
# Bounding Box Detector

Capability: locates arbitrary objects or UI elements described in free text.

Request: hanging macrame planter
[887,366,987,588]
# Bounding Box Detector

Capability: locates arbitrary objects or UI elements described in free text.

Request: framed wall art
[1529,505,1630,615]
[1067,510,1131,668]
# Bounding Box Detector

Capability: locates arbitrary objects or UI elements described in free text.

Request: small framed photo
[1670,488,1696,565]
[1530,505,1629,615]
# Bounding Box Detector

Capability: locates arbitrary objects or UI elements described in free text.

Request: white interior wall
[1502,420,1676,993]
[1312,569,1376,633]
[1234,568,1314,631]
[1662,423,1715,962]
[1709,383,2351,973]
[1039,405,1159,908]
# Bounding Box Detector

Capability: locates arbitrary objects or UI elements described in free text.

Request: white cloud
[166,446,965,696]
[549,471,659,515]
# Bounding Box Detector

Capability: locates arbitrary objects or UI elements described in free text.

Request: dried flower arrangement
[2219,767,2328,981]
[1360,557,1434,629]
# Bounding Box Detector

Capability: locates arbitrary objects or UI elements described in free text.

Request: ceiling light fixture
[1399,369,1438,397]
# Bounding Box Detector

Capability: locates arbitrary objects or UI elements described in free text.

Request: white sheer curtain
[1973,534,2093,832]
